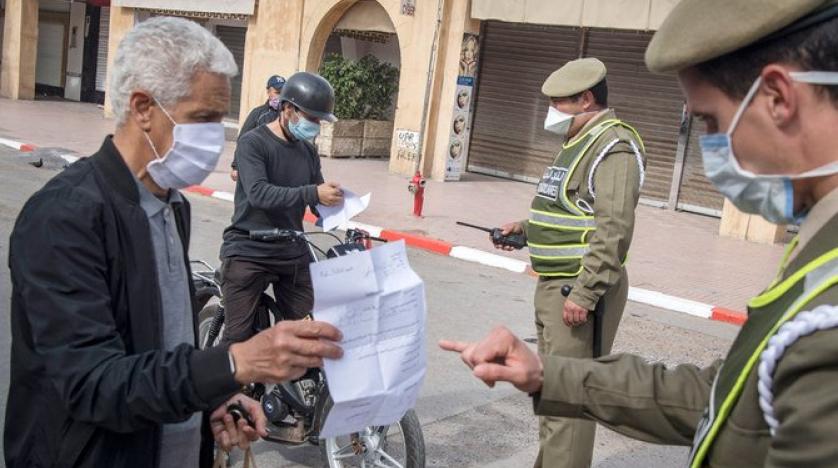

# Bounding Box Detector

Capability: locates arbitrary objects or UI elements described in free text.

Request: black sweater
[221,125,323,260]
[231,101,279,169]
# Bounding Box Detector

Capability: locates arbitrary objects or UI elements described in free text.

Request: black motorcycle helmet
[279,72,337,122]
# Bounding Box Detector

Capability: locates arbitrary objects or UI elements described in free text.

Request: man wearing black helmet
[219,72,344,346]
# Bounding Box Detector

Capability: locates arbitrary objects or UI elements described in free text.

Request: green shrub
[320,53,399,120]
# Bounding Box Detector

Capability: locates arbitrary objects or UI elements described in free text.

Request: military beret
[646,0,838,73]
[541,58,607,98]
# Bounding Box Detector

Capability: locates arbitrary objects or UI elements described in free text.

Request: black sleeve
[237,106,262,141]
[307,141,325,186]
[311,143,324,212]
[236,133,319,210]
[9,191,239,433]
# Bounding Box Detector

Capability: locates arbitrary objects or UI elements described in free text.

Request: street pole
[414,0,445,176]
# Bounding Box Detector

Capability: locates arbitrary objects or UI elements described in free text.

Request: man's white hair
[109,16,238,125]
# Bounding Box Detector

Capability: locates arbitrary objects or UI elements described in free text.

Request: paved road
[0,146,738,467]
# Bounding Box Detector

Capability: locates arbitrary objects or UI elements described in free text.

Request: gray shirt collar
[134,178,182,217]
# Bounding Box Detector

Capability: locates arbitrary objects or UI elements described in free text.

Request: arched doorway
[306,0,401,159]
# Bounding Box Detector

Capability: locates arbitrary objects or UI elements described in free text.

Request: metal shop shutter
[0,10,4,69]
[468,21,581,182]
[584,29,683,203]
[216,25,246,120]
[96,7,109,92]
[676,118,725,215]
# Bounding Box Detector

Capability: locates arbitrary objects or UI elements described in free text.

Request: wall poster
[446,33,480,181]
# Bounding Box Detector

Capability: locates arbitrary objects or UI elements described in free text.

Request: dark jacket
[232,101,278,170]
[238,101,278,140]
[4,137,240,468]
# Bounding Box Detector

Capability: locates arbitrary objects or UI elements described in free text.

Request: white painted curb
[211,191,235,202]
[175,188,726,321]
[0,137,24,150]
[2,142,740,323]
[61,155,80,164]
[450,246,529,273]
[627,287,713,319]
[0,138,79,164]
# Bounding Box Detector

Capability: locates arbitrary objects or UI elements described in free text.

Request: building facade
[1,0,111,104]
[0,0,781,242]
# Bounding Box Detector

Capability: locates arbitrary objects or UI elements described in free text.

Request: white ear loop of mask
[144,98,177,159]
[725,76,763,137]
[726,70,838,137]
[723,72,838,180]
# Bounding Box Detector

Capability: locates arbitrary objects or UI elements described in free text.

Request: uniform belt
[539,275,577,282]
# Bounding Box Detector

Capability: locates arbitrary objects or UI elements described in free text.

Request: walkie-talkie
[456,221,527,250]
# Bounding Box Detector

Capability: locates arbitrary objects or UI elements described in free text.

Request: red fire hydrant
[408,171,426,217]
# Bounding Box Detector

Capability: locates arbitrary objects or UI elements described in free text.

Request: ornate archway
[299,0,445,175]
[302,1,403,159]
[303,0,402,73]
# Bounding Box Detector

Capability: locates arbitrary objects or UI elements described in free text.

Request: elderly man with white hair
[4,17,343,468]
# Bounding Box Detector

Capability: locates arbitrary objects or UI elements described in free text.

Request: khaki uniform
[534,189,838,467]
[529,0,838,466]
[529,109,645,467]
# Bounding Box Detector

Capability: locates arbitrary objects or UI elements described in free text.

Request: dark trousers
[220,256,313,345]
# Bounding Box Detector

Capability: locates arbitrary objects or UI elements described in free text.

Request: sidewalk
[0,98,786,313]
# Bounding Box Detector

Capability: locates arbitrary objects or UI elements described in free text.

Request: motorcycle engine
[296,378,318,409]
[262,391,290,424]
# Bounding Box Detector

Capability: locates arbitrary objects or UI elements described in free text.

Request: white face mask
[699,71,838,225]
[143,100,225,190]
[544,106,574,139]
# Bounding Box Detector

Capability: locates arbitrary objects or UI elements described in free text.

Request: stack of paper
[310,240,426,438]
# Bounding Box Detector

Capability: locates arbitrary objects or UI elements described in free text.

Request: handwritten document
[316,189,371,232]
[311,240,426,438]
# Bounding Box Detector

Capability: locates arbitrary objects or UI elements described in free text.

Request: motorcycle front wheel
[197,303,224,350]
[318,396,425,468]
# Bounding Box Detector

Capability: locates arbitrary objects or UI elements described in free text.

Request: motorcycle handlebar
[249,228,387,247]
[249,229,298,242]
[345,228,388,244]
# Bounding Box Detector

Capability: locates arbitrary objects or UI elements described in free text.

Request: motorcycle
[191,229,425,468]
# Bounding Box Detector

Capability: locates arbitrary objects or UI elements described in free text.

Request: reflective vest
[688,216,838,467]
[527,118,643,276]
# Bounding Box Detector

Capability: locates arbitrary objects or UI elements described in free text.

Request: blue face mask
[699,71,838,225]
[288,109,321,141]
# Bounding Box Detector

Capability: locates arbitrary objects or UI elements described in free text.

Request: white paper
[311,240,426,438]
[316,189,371,232]
[310,251,378,310]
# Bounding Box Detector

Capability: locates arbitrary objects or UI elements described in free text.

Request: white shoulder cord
[587,138,645,200]
[758,304,838,435]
